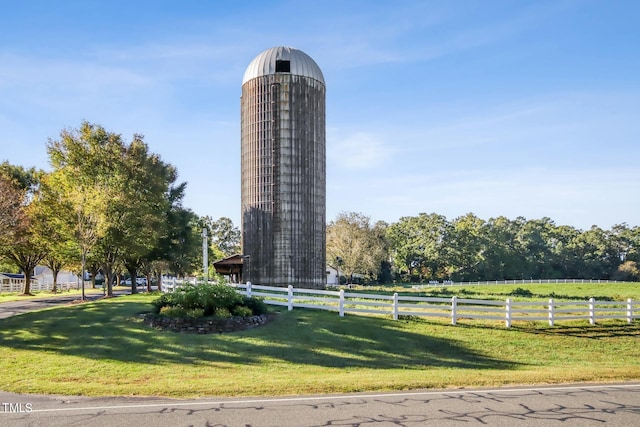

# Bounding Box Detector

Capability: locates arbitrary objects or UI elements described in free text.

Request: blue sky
[1,0,638,230]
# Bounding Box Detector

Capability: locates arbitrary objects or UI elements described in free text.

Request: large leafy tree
[326,212,388,283]
[446,213,486,282]
[0,174,27,252]
[477,216,524,280]
[31,174,79,293]
[141,198,196,290]
[386,213,449,281]
[47,123,118,295]
[571,226,620,279]
[205,216,241,258]
[515,217,559,279]
[164,208,201,278]
[117,135,183,294]
[0,164,46,294]
[47,122,185,295]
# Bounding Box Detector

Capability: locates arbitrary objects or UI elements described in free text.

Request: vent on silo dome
[276,60,290,72]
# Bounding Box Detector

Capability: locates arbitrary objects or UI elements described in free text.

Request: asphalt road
[0,292,104,319]
[0,384,638,427]
[0,288,136,319]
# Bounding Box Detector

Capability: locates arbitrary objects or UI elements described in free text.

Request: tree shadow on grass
[0,300,518,371]
[513,322,640,339]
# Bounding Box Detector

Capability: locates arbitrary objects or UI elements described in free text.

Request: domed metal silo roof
[242,46,325,85]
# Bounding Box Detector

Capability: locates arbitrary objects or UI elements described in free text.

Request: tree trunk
[103,265,114,297]
[89,265,99,289]
[128,267,138,294]
[51,267,60,293]
[155,269,163,292]
[21,265,36,295]
[22,271,32,295]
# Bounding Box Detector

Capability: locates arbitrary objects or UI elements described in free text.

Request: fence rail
[160,280,639,328]
[414,278,631,288]
[0,280,79,293]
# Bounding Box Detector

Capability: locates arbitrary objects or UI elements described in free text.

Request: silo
[241,46,326,289]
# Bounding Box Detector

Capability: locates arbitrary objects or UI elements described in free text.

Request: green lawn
[359,282,640,301]
[0,292,638,398]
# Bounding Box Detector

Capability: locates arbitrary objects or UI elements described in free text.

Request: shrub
[509,287,533,297]
[185,308,205,319]
[214,307,232,318]
[232,306,253,317]
[241,296,269,315]
[159,306,187,318]
[152,294,174,313]
[198,283,243,315]
[152,281,270,318]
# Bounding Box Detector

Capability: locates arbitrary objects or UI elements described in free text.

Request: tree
[612,260,640,281]
[47,122,127,296]
[571,226,620,279]
[513,217,555,279]
[164,208,201,277]
[326,212,388,283]
[0,161,40,194]
[610,223,640,266]
[0,174,27,253]
[447,213,486,282]
[143,183,198,284]
[477,216,521,280]
[5,224,46,294]
[47,122,186,295]
[0,165,46,294]
[205,216,241,258]
[196,216,241,279]
[386,213,449,281]
[31,174,78,293]
[117,134,181,294]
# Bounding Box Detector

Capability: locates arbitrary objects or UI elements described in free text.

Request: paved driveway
[0,290,119,319]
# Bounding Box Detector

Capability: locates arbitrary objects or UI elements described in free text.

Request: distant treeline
[327,212,640,283]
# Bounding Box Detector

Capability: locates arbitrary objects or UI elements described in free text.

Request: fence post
[393,293,398,321]
[287,285,293,311]
[339,289,345,317]
[505,298,512,328]
[548,298,554,327]
[451,296,457,325]
[247,281,252,298]
[627,298,633,324]
[589,297,595,325]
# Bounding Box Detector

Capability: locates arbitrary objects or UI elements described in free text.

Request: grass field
[0,285,639,398]
[359,282,640,301]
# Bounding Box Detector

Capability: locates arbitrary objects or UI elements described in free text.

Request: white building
[33,266,80,286]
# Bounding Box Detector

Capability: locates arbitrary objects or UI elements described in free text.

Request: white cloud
[327,131,394,170]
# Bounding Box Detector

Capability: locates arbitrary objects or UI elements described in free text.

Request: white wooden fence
[414,278,630,288]
[160,281,639,328]
[0,280,80,293]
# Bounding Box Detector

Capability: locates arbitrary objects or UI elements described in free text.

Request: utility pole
[202,228,208,283]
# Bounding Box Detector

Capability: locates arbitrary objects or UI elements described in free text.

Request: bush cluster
[509,287,534,297]
[152,283,269,319]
